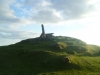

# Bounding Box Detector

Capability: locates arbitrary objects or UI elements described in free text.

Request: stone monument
[40,24,54,40]
[40,24,46,39]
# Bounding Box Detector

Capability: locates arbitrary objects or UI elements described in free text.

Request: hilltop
[0,36,100,75]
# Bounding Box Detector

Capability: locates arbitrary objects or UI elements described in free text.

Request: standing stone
[40,24,46,39]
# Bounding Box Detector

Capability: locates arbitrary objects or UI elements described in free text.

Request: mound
[15,36,88,54]
[0,36,100,75]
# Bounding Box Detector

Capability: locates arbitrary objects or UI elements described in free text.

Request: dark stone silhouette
[40,24,46,39]
[46,33,54,38]
[40,24,54,40]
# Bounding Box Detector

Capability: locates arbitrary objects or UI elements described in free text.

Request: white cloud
[23,0,100,24]
[29,9,62,23]
[1,0,99,26]
[0,0,31,28]
[0,0,39,46]
[0,27,40,39]
[50,0,99,20]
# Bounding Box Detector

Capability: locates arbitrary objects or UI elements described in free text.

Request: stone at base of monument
[46,33,54,37]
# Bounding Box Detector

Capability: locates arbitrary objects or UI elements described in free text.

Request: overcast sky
[0,0,100,46]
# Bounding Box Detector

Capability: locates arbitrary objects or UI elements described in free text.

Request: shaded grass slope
[0,36,100,75]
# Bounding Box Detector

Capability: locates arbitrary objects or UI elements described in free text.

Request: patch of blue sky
[10,6,31,18]
[17,0,24,3]
[10,6,23,18]
[10,0,31,18]
[16,0,32,14]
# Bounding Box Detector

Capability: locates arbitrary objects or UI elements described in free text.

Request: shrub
[50,42,67,50]
[57,42,67,49]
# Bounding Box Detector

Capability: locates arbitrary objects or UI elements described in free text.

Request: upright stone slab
[40,24,46,39]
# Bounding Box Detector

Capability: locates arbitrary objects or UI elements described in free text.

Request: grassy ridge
[0,36,100,75]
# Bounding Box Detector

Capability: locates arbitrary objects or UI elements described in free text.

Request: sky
[0,0,100,46]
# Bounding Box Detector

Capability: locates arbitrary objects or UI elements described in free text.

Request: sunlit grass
[0,36,100,75]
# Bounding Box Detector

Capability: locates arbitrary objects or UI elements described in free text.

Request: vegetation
[0,36,100,75]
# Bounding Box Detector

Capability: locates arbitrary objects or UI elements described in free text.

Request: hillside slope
[0,36,100,75]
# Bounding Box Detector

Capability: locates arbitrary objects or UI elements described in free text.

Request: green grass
[0,36,100,75]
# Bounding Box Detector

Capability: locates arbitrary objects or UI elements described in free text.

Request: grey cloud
[24,0,62,23]
[0,27,40,39]
[0,0,37,40]
[0,0,14,4]
[24,0,50,7]
[50,0,88,10]
[0,0,31,28]
[0,0,98,26]
[24,0,41,6]
[24,0,97,23]
[30,9,62,23]
[50,0,96,19]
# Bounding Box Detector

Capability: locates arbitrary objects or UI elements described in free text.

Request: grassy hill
[0,36,100,75]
